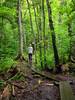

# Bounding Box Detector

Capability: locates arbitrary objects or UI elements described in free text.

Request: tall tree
[42,0,46,67]
[26,0,37,64]
[38,3,43,68]
[17,0,24,60]
[32,0,43,67]
[46,0,59,67]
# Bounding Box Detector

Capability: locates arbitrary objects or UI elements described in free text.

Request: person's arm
[28,47,29,54]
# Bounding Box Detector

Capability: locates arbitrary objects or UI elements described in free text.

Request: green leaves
[0,0,75,71]
[0,57,16,71]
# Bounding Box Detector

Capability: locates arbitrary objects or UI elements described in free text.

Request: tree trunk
[68,22,72,61]
[17,0,24,60]
[38,4,43,68]
[32,0,43,67]
[42,0,46,67]
[46,0,59,67]
[26,0,37,64]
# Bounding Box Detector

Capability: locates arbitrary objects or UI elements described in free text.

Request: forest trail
[0,61,75,100]
[16,61,75,82]
[1,0,75,99]
[16,61,32,76]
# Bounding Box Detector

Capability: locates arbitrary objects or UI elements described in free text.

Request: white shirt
[28,47,33,54]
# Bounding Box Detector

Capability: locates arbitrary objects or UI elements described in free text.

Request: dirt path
[13,78,59,100]
[0,61,75,100]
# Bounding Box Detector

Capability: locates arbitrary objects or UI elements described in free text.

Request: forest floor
[0,61,75,100]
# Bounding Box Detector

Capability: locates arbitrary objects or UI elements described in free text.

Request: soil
[0,73,75,100]
[0,61,75,100]
[13,78,59,100]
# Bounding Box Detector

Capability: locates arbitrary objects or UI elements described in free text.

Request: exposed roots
[15,54,25,61]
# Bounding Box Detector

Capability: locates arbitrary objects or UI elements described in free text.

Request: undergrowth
[0,57,17,72]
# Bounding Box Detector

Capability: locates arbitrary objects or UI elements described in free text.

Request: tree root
[15,54,25,61]
[31,68,59,82]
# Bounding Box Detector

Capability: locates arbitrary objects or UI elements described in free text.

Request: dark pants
[28,53,32,63]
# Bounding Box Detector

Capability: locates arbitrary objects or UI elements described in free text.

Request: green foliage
[0,57,17,71]
[0,0,75,71]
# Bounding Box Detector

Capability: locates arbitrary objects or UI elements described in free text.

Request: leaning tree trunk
[17,0,24,60]
[46,0,59,68]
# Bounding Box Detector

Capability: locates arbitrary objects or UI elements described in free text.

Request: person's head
[29,44,32,47]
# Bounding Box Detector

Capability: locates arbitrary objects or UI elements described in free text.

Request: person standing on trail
[28,44,33,65]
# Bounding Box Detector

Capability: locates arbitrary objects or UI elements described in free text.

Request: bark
[17,0,24,60]
[31,1,38,64]
[42,0,46,67]
[46,0,59,67]
[58,0,63,63]
[38,4,43,68]
[32,0,43,67]
[68,22,72,61]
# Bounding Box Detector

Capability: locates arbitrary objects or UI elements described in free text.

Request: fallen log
[31,68,59,82]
